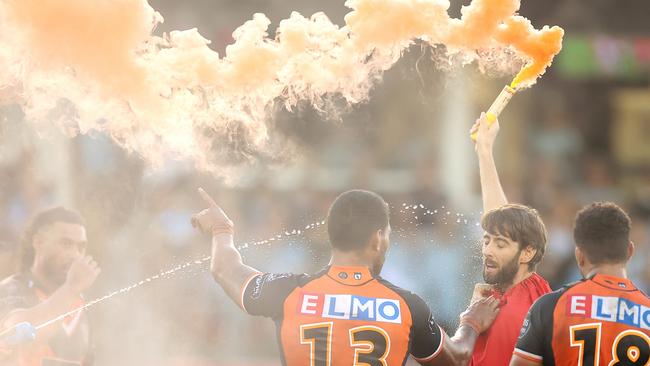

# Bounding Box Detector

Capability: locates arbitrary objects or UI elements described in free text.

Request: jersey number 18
[570,323,650,366]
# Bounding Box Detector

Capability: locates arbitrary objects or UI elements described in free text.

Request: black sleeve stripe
[240,272,262,313]
[376,277,443,360]
[412,324,446,362]
[515,285,570,366]
[242,271,326,319]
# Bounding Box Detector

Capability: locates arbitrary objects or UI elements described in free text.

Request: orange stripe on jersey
[513,348,543,363]
[609,329,650,365]
[349,325,391,365]
[240,272,262,312]
[300,322,333,366]
[413,326,445,362]
[569,323,602,366]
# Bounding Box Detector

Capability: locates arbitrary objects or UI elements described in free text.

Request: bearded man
[467,113,552,366]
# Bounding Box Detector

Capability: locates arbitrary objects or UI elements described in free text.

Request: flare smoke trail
[0,0,563,175]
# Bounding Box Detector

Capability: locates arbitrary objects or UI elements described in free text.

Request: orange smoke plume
[496,16,565,87]
[3,0,157,103]
[0,0,563,176]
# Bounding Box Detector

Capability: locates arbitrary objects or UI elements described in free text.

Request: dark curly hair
[327,190,389,252]
[481,204,547,271]
[573,202,631,264]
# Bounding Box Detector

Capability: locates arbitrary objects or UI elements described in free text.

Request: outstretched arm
[192,188,260,310]
[470,113,508,212]
[431,296,500,366]
[414,296,501,366]
[0,256,100,342]
[423,325,478,366]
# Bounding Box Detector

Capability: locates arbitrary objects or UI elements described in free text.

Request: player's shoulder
[530,279,584,312]
[243,269,330,318]
[254,271,312,285]
[375,277,429,314]
[250,270,323,294]
[0,273,36,316]
[0,273,31,296]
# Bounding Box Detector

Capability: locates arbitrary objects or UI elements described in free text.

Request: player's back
[515,274,650,366]
[242,265,444,365]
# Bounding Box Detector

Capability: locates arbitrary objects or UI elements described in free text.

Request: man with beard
[0,207,101,365]
[192,188,501,365]
[468,113,552,366]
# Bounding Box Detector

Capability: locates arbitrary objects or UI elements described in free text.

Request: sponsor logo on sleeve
[519,317,531,339]
[251,273,292,299]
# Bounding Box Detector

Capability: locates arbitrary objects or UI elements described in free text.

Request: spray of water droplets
[34,219,328,330]
[395,203,482,241]
[36,204,485,330]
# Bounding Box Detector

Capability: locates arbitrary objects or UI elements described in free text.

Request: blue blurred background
[1,0,649,365]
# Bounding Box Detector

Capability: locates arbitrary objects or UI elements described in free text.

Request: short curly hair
[573,202,631,264]
[327,190,389,252]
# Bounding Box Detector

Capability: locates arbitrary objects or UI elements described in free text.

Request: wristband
[459,318,481,334]
[212,225,234,236]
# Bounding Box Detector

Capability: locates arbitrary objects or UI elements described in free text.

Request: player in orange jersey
[511,202,650,365]
[0,207,101,366]
[192,188,501,365]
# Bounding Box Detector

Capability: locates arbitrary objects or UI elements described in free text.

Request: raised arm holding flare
[192,188,501,366]
[471,112,508,212]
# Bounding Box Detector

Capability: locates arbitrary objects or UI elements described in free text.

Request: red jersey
[470,273,551,366]
[514,274,650,365]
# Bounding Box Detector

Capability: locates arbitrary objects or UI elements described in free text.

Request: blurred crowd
[1,81,649,365]
[1,0,650,365]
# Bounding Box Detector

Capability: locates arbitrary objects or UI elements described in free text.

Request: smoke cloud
[0,0,563,174]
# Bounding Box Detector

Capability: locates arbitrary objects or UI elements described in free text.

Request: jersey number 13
[300,322,391,366]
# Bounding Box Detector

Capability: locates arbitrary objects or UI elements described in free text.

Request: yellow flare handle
[471,85,516,141]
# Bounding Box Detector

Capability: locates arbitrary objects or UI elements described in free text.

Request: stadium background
[0,0,649,364]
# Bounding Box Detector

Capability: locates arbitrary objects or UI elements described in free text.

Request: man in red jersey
[468,113,552,365]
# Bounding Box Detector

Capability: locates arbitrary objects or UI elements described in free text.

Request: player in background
[468,113,552,365]
[0,207,101,365]
[511,202,650,366]
[192,188,501,365]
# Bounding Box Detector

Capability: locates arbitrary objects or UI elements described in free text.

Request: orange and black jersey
[241,265,445,365]
[514,274,650,366]
[0,272,93,366]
